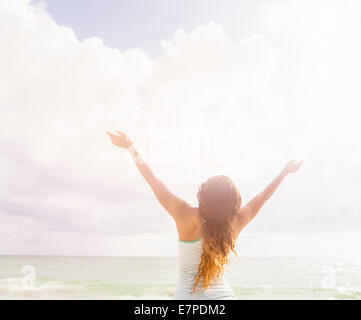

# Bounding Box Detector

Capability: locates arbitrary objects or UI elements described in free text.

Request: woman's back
[173,238,236,300]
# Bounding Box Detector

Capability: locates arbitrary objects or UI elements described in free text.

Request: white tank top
[173,238,236,300]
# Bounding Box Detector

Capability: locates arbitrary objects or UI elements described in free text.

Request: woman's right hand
[106,131,133,149]
[282,160,303,175]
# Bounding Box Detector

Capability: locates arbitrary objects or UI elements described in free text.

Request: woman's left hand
[282,160,303,175]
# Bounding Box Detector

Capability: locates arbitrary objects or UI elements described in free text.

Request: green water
[1,256,361,299]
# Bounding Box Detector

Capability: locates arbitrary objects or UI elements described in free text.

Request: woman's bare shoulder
[230,206,248,240]
[176,206,202,240]
[182,205,200,223]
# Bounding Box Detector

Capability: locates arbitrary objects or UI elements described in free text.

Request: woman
[106,130,303,300]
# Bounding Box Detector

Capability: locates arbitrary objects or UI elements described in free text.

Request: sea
[1,256,361,300]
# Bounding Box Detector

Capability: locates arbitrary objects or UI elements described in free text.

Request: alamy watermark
[130,126,239,167]
[320,265,336,289]
[21,265,36,289]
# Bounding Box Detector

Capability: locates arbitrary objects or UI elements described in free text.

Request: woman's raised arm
[234,160,303,234]
[106,131,190,222]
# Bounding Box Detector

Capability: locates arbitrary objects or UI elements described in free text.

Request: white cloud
[0,0,360,256]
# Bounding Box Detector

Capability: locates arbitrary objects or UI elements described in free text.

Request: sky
[0,0,361,257]
[40,0,261,56]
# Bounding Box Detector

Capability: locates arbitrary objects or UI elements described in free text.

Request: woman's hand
[106,130,133,149]
[282,160,303,175]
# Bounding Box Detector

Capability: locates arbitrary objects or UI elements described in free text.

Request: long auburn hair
[192,175,241,292]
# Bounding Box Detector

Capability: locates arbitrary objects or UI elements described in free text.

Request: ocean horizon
[1,255,360,300]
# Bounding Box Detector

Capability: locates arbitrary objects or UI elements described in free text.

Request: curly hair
[192,175,241,292]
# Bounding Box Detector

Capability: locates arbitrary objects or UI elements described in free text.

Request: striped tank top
[173,238,236,300]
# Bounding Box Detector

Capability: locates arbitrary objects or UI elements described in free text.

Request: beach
[1,255,360,300]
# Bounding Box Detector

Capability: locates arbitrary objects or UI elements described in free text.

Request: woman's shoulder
[177,206,202,240]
